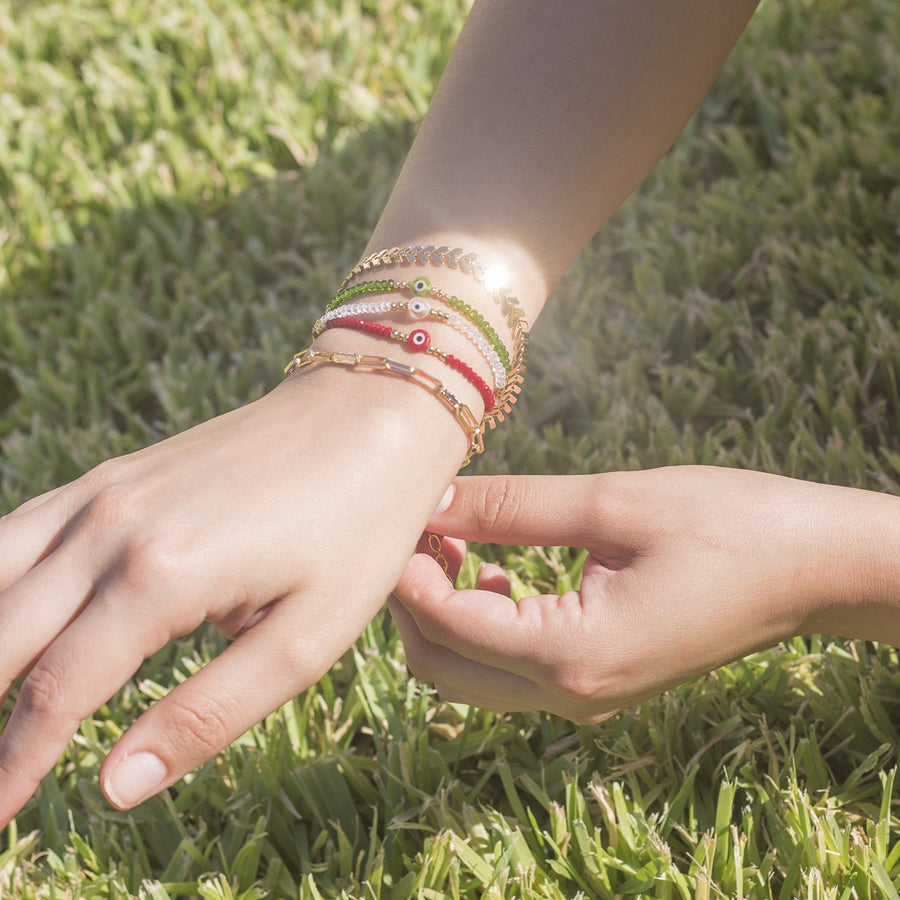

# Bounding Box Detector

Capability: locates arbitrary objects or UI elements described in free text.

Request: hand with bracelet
[0,2,759,823]
[391,469,900,721]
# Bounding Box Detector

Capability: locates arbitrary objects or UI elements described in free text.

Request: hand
[0,368,463,823]
[391,466,892,722]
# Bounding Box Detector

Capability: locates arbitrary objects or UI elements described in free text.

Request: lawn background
[2,0,900,896]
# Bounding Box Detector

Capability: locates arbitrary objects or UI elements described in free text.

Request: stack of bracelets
[284,246,529,467]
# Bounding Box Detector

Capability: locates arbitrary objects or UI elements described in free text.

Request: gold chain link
[426,532,449,578]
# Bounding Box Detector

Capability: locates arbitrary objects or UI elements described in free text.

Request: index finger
[101,594,371,809]
[428,474,627,551]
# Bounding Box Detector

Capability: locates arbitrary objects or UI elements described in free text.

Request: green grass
[2,0,900,896]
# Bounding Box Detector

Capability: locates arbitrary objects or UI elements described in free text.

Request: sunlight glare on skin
[482,263,510,295]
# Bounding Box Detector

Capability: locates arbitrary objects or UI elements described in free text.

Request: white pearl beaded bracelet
[313,298,508,391]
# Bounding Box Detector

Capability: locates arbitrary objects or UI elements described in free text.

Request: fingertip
[386,592,417,639]
[394,552,453,608]
[426,474,596,548]
[433,482,456,516]
[101,750,168,810]
[475,561,511,596]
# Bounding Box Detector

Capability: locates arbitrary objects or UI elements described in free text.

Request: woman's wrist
[358,233,550,325]
[283,236,543,468]
[278,351,468,465]
[266,364,466,585]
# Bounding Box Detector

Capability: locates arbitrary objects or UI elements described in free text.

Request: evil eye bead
[409,299,431,319]
[410,276,432,297]
[408,329,430,351]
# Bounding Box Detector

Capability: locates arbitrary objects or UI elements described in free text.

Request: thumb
[392,551,542,673]
[429,473,610,549]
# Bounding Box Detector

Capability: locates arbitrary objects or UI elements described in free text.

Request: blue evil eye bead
[408,329,430,351]
[410,276,432,297]
[409,299,431,319]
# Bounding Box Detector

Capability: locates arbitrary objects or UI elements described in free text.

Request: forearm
[809,483,900,646]
[320,3,758,459]
[368,0,759,322]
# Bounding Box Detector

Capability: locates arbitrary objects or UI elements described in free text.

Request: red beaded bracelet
[323,317,496,413]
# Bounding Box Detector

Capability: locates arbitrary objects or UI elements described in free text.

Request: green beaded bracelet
[323,276,512,373]
[323,279,397,315]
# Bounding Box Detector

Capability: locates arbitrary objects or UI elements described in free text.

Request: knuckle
[115,536,180,589]
[159,697,231,758]
[272,640,325,685]
[78,480,188,591]
[83,483,138,532]
[0,753,25,783]
[17,664,66,718]
[433,683,469,705]
[402,646,434,682]
[574,473,631,542]
[548,662,601,706]
[565,706,618,726]
[77,458,116,494]
[546,661,620,725]
[474,475,524,533]
[77,458,133,505]
[580,478,616,527]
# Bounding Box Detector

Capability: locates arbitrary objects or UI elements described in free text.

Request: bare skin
[0,2,758,822]
[392,468,900,721]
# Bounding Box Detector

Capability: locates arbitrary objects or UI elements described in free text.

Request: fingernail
[434,483,455,515]
[104,751,168,809]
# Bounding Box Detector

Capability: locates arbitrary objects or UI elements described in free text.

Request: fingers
[388,593,547,711]
[414,533,467,585]
[0,490,69,593]
[0,483,65,523]
[393,555,624,724]
[430,472,676,566]
[428,474,612,550]
[101,598,351,810]
[0,544,97,694]
[0,580,357,818]
[474,561,510,595]
[412,534,510,594]
[393,553,571,681]
[0,571,188,825]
